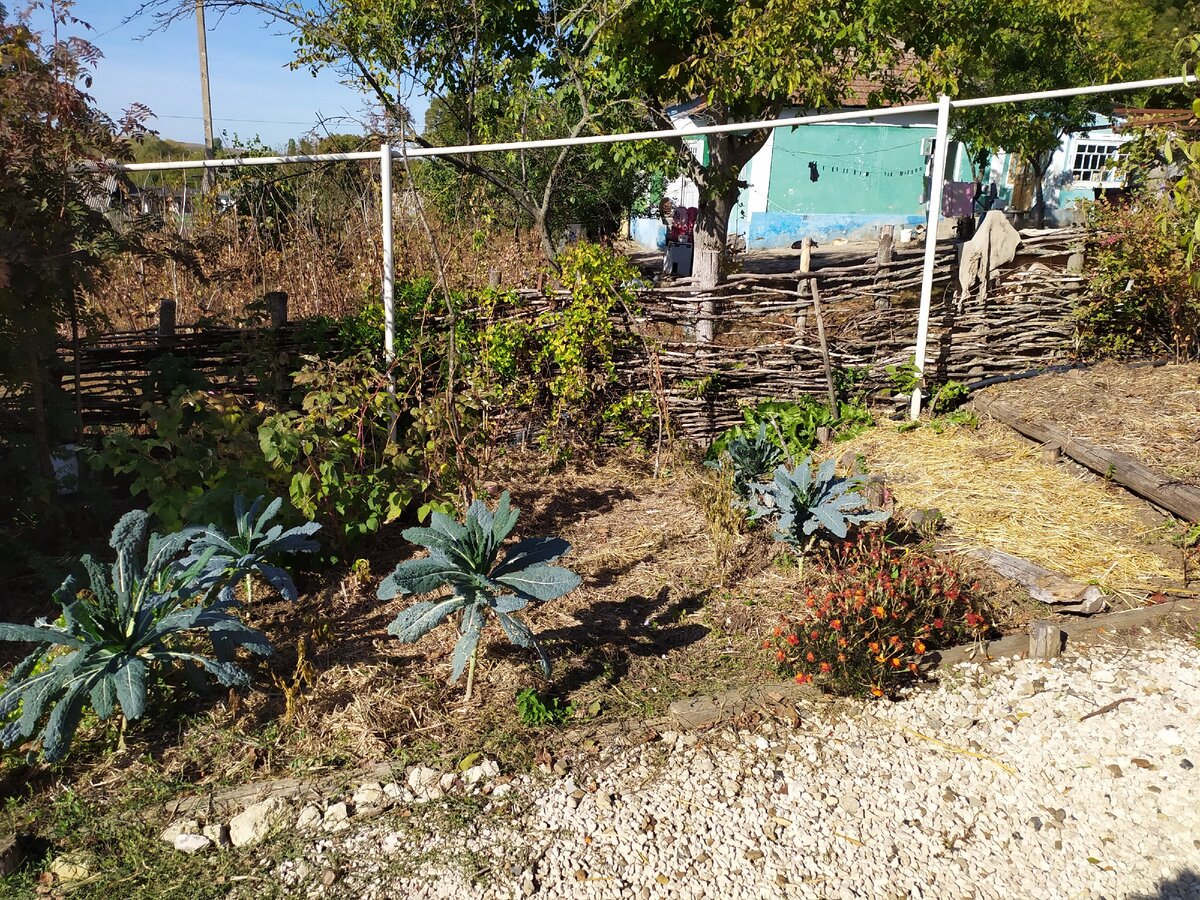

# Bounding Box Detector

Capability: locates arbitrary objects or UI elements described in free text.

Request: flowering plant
[765,531,991,696]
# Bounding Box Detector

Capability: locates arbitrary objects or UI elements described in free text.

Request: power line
[152,113,334,127]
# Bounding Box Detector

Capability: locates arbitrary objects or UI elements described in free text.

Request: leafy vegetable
[377,492,580,687]
[705,423,783,502]
[183,496,321,601]
[0,500,318,762]
[748,458,889,550]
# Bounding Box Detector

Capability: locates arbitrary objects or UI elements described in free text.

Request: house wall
[750,120,935,248]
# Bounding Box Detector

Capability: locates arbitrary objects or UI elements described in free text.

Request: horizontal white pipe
[951,74,1197,108]
[110,73,1195,172]
[118,150,383,171]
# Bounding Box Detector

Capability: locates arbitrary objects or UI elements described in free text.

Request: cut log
[974,396,1200,522]
[963,547,1107,614]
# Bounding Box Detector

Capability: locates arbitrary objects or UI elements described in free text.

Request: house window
[1071,141,1122,185]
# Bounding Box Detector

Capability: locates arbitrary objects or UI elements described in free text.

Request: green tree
[951,2,1122,226]
[0,1,150,496]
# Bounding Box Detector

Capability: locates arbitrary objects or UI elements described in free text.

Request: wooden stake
[809,279,839,413]
[794,236,812,342]
[1029,620,1062,659]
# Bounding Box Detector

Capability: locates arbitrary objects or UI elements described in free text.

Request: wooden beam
[974,395,1200,522]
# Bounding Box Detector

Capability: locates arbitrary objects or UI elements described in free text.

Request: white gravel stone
[253,639,1200,900]
[173,833,212,854]
[228,797,288,848]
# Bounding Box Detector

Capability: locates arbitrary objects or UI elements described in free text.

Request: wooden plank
[974,395,1200,522]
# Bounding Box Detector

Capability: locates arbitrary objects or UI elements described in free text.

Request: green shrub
[1076,192,1200,360]
[0,498,318,762]
[766,531,990,696]
[707,397,873,469]
[377,492,580,693]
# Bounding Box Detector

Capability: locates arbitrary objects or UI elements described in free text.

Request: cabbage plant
[377,492,580,695]
[0,500,318,762]
[749,457,888,550]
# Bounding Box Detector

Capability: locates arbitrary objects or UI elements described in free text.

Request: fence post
[910,94,952,420]
[874,225,894,311]
[794,236,812,341]
[158,298,177,338]
[265,291,288,329]
[488,268,501,289]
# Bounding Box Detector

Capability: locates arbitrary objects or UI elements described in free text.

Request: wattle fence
[53,228,1086,441]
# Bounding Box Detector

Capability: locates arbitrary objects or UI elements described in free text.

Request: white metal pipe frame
[110,73,1197,415]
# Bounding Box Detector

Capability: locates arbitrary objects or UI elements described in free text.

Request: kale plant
[377,492,580,696]
[705,424,784,502]
[183,496,321,601]
[0,501,318,762]
[748,457,889,551]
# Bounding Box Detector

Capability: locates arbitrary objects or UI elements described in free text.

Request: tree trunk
[25,343,54,482]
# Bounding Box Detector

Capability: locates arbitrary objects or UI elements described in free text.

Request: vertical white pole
[910,94,952,420]
[380,143,396,391]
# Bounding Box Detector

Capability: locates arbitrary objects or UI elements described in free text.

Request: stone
[408,766,443,800]
[295,805,323,832]
[229,797,288,848]
[160,819,200,844]
[382,782,405,800]
[1181,759,1194,771]
[48,851,92,883]
[353,782,386,809]
[323,802,352,832]
[201,824,230,848]
[173,833,212,854]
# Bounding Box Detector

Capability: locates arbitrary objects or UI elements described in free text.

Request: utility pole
[195,0,215,192]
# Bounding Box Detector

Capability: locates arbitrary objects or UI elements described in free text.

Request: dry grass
[836,421,1183,599]
[983,361,1200,483]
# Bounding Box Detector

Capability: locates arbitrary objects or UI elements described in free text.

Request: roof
[1113,107,1200,133]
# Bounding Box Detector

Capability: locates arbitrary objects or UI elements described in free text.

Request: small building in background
[628,97,1134,252]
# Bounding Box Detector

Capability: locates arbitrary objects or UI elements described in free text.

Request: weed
[515,688,574,727]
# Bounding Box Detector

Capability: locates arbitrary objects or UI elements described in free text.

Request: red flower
[775,650,786,662]
[819,662,832,673]
[809,630,820,640]
[830,619,842,631]
[805,651,816,663]
[794,673,812,685]
[933,618,945,630]
[786,633,800,645]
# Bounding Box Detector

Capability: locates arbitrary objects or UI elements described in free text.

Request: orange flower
[810,630,820,640]
[805,651,816,663]
[890,657,902,668]
[772,626,782,637]
[868,641,880,653]
[908,662,919,673]
[872,605,886,619]
[913,640,926,654]
[870,686,884,697]
[794,673,812,685]
[837,637,848,648]
[786,633,799,646]
[837,652,846,662]
[830,619,842,631]
[775,650,786,662]
[819,661,832,673]
[761,640,771,649]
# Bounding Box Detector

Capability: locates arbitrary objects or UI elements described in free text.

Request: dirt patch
[981,361,1200,484]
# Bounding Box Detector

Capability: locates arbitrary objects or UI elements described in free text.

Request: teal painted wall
[767,124,933,215]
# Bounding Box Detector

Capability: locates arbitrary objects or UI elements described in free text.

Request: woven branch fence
[54,228,1085,440]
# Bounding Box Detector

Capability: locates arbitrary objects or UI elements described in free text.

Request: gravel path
[270,639,1200,899]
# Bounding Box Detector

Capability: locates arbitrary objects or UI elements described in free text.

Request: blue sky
[27,1,429,148]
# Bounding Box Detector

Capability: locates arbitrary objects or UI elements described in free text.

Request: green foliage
[0,500,317,762]
[514,688,574,727]
[747,458,889,551]
[884,358,921,396]
[1076,178,1200,360]
[707,397,873,467]
[377,492,580,684]
[705,424,783,503]
[259,355,468,548]
[767,531,990,696]
[471,243,649,455]
[929,380,970,416]
[91,391,275,533]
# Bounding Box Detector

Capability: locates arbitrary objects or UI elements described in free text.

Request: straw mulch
[983,362,1200,484]
[836,421,1182,599]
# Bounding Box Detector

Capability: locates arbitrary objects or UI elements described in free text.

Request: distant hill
[130,135,206,164]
